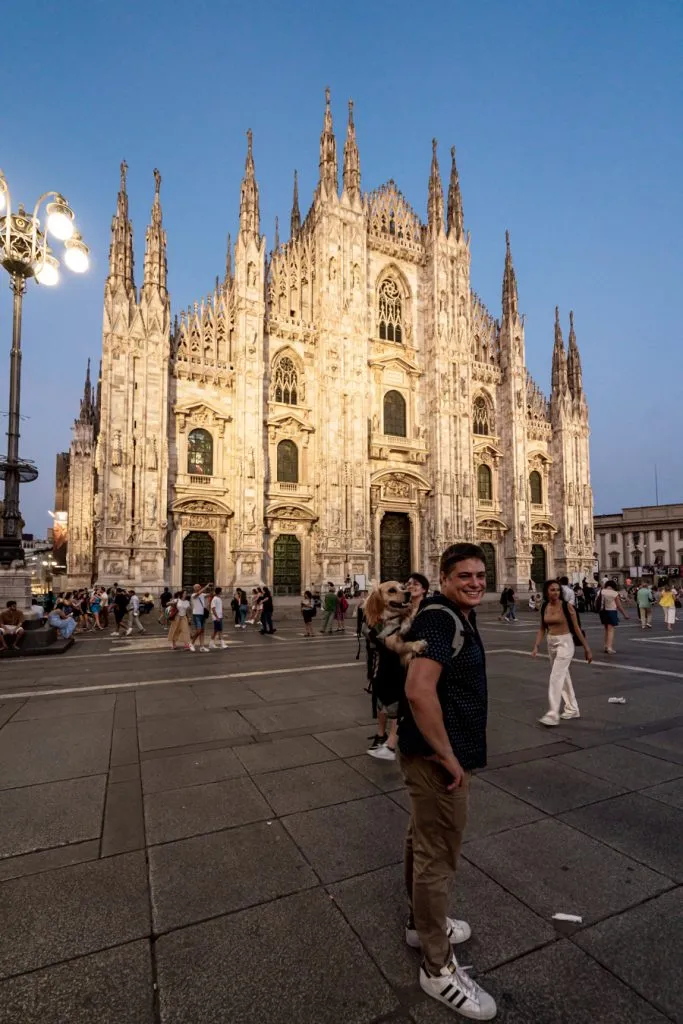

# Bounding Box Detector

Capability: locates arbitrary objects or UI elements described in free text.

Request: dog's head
[364,581,410,628]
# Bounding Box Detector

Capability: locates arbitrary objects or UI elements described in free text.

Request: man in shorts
[0,601,25,651]
[190,583,211,652]
[209,586,227,649]
[398,543,496,1019]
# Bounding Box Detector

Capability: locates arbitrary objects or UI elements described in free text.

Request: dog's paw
[411,639,428,654]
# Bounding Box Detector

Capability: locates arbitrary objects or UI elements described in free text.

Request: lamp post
[0,172,89,567]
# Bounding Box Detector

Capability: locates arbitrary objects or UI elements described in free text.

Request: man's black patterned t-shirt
[398,596,488,770]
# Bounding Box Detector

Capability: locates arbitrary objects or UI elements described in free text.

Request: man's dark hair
[215,586,222,595]
[440,543,486,576]
[408,572,430,593]
[559,576,569,586]
[6,600,16,608]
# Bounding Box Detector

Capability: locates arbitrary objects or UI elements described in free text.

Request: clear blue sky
[3,0,681,534]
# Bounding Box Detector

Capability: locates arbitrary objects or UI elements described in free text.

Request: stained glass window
[277,439,298,483]
[273,355,298,405]
[477,464,492,501]
[529,471,542,504]
[383,390,407,437]
[378,278,403,343]
[473,397,490,436]
[187,428,213,476]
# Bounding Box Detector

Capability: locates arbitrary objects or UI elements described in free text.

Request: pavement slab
[234,734,336,773]
[12,694,116,721]
[345,751,406,792]
[141,745,246,794]
[252,759,379,814]
[282,793,408,883]
[474,940,671,1024]
[154,888,399,1024]
[560,791,683,881]
[0,940,154,1024]
[0,774,106,859]
[240,697,357,734]
[464,817,672,925]
[138,708,254,751]
[575,888,683,1024]
[0,851,150,979]
[639,775,683,809]
[551,742,683,788]
[314,724,377,756]
[482,757,627,814]
[0,839,100,883]
[144,774,273,844]
[149,820,318,932]
[463,776,546,841]
[0,713,113,789]
[620,725,683,765]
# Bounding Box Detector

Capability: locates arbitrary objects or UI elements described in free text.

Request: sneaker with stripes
[420,954,496,1019]
[406,916,472,948]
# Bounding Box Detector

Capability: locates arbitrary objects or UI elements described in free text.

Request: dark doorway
[380,512,411,582]
[480,542,497,591]
[531,544,547,589]
[273,534,301,595]
[182,531,215,590]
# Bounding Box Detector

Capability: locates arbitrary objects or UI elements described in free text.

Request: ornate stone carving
[384,474,411,499]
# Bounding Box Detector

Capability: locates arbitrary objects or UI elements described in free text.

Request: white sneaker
[199,645,209,652]
[125,628,132,636]
[188,643,196,652]
[406,917,472,948]
[208,641,216,649]
[539,712,559,727]
[420,954,496,1019]
[221,641,228,648]
[560,709,581,720]
[367,745,396,761]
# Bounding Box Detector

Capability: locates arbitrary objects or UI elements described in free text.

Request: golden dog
[363,580,427,665]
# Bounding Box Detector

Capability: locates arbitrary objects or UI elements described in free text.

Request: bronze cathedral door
[273,534,301,595]
[380,513,411,582]
[182,531,215,590]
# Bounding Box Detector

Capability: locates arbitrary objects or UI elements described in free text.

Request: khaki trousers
[400,754,470,973]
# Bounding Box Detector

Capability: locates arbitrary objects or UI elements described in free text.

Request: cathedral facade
[62,92,594,594]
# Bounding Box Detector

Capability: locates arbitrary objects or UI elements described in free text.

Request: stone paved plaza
[0,608,682,1023]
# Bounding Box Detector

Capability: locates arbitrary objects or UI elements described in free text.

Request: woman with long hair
[598,579,629,653]
[259,587,275,634]
[167,590,192,650]
[532,579,592,726]
[300,590,315,637]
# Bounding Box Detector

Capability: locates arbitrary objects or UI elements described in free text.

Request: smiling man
[398,542,496,1020]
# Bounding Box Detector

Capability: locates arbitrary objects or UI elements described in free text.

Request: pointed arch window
[378,278,403,343]
[477,464,492,502]
[529,471,543,505]
[383,390,407,437]
[472,397,490,436]
[273,355,298,405]
[277,439,299,483]
[187,429,213,476]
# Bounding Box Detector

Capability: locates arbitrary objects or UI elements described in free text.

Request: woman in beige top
[533,580,592,726]
[598,580,629,654]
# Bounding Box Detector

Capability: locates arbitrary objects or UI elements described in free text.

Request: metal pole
[1,271,26,556]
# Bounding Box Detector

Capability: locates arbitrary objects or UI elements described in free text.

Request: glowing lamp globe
[34,255,59,286]
[45,200,74,241]
[64,237,89,273]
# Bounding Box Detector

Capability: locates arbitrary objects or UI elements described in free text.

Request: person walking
[559,576,576,606]
[209,586,228,648]
[636,581,654,630]
[398,543,497,1019]
[111,587,130,636]
[238,588,249,629]
[532,580,592,726]
[190,583,211,652]
[167,590,192,650]
[599,579,629,653]
[334,588,348,632]
[320,583,337,634]
[300,590,315,636]
[126,590,146,635]
[498,585,510,622]
[659,583,676,632]
[503,585,517,622]
[158,585,172,624]
[259,587,275,634]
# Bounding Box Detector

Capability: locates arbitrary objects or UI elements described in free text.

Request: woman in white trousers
[532,580,593,726]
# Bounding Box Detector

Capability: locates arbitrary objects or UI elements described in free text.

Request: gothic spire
[273,215,280,251]
[290,170,301,238]
[142,168,167,296]
[343,99,361,200]
[427,139,444,234]
[77,359,96,426]
[502,230,518,319]
[319,86,338,197]
[108,159,135,291]
[224,232,232,286]
[239,129,260,235]
[551,306,568,393]
[567,309,583,397]
[447,146,464,241]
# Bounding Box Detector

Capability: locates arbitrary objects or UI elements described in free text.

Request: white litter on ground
[608,697,627,704]
[552,913,583,923]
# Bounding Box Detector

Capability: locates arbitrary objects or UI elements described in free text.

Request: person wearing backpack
[398,543,497,1020]
[532,579,592,726]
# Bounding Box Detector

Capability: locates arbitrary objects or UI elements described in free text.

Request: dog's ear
[364,588,384,627]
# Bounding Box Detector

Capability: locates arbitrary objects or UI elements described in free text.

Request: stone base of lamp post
[0,563,32,611]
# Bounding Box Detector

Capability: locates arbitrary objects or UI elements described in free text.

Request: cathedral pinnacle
[319,86,338,197]
[427,138,444,234]
[274,215,280,251]
[551,305,568,394]
[224,233,232,286]
[77,358,96,426]
[447,146,464,241]
[107,158,135,292]
[502,230,518,319]
[143,166,167,296]
[343,98,361,200]
[567,309,583,398]
[239,129,260,236]
[290,170,301,238]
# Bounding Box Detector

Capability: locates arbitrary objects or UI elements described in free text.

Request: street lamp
[0,171,90,567]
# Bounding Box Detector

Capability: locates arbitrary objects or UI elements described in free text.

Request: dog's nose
[403,591,411,603]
